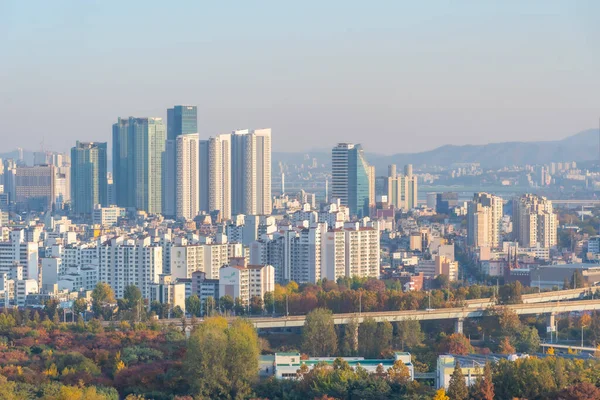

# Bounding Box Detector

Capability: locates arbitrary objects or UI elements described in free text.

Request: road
[109,291,600,330]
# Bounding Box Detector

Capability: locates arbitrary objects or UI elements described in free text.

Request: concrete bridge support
[547,313,556,343]
[455,317,464,334]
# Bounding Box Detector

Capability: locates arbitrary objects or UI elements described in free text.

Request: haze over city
[3,2,600,400]
[2,1,600,154]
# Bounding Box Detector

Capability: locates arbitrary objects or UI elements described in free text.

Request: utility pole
[428,291,431,309]
[286,293,289,317]
[359,290,362,315]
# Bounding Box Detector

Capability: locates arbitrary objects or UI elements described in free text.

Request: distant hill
[274,129,600,173]
[367,129,600,171]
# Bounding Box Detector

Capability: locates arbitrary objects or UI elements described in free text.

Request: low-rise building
[274,352,414,380]
[149,274,186,312]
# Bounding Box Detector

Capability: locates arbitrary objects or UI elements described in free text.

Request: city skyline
[2,2,600,154]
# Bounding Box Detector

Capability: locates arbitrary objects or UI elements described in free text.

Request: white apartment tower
[467,192,503,249]
[175,133,200,220]
[97,236,163,299]
[387,164,418,211]
[343,221,380,279]
[0,230,39,281]
[199,134,232,220]
[200,129,272,220]
[513,194,557,248]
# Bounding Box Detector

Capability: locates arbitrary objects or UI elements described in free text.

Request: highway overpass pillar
[454,318,464,334]
[547,313,556,343]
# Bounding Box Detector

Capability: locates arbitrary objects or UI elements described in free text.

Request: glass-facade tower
[112,117,166,214]
[164,105,197,216]
[167,105,197,140]
[331,143,371,218]
[71,141,108,215]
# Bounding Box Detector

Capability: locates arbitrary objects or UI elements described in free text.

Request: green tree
[516,326,540,353]
[219,295,234,313]
[302,308,337,356]
[185,316,259,399]
[341,317,359,356]
[396,319,424,350]
[498,282,523,304]
[358,317,378,358]
[263,291,275,314]
[447,361,468,400]
[185,295,201,317]
[571,270,586,289]
[172,305,184,319]
[122,285,142,310]
[249,295,263,315]
[233,297,245,315]
[91,282,116,319]
[376,320,393,357]
[72,298,87,317]
[226,319,260,398]
[185,316,230,397]
[203,296,216,316]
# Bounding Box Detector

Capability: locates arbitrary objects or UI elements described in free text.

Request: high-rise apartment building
[175,134,200,220]
[70,141,108,215]
[250,219,380,284]
[512,194,557,248]
[467,192,503,249]
[112,117,166,214]
[231,129,272,216]
[199,134,232,221]
[199,128,272,220]
[331,143,373,217]
[15,165,55,212]
[97,236,163,299]
[164,105,198,217]
[386,164,418,211]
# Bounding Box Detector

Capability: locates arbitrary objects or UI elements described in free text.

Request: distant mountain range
[274,128,600,172]
[369,128,600,170]
[3,129,599,173]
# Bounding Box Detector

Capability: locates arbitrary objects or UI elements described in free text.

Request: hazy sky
[1,1,599,155]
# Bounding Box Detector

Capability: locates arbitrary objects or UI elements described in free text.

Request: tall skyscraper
[133,118,166,214]
[70,141,108,215]
[112,118,133,208]
[164,105,198,217]
[513,194,557,248]
[112,117,166,214]
[175,134,200,220]
[467,192,503,249]
[167,105,197,141]
[331,143,372,217]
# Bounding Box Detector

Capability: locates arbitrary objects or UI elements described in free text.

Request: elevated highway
[248,299,600,329]
[463,287,591,309]
[122,294,600,331]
